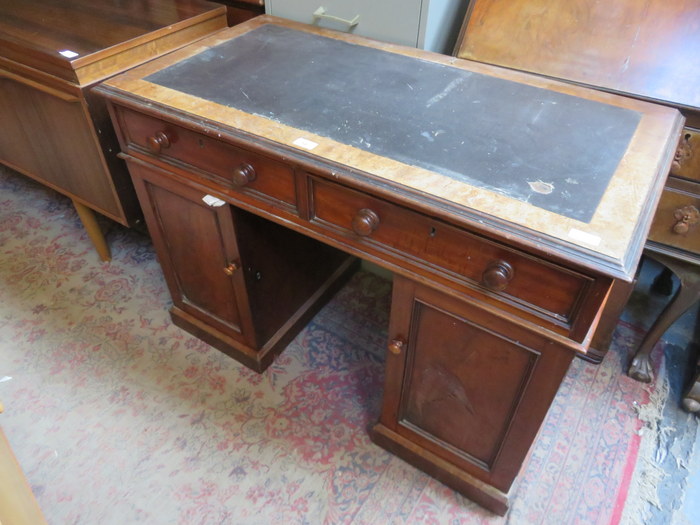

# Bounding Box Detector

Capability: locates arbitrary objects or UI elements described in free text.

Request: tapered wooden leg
[72,200,111,261]
[629,253,700,384]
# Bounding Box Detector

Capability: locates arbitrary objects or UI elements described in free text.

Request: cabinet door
[378,276,574,494]
[127,160,256,347]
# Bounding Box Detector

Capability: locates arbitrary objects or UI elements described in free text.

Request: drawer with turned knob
[113,106,298,211]
[309,175,592,329]
[648,178,700,254]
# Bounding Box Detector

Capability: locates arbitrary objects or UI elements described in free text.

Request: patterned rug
[0,167,659,524]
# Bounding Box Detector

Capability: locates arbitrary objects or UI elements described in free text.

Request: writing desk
[94,16,682,514]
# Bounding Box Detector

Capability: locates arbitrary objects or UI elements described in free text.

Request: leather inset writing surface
[146,24,641,222]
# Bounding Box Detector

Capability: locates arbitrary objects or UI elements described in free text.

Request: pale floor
[620,257,700,525]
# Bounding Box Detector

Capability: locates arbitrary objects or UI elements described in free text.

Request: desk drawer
[671,128,700,182]
[116,107,297,209]
[310,177,590,324]
[648,182,700,255]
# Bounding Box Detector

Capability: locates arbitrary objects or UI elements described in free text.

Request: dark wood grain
[126,155,357,372]
[0,0,227,259]
[0,0,226,82]
[309,175,592,330]
[456,0,700,110]
[215,0,265,26]
[117,106,298,208]
[376,276,574,513]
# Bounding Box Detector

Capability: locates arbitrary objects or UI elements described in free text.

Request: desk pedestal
[374,276,573,514]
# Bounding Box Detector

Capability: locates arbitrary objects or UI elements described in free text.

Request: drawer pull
[231,163,256,187]
[147,131,171,153]
[352,208,380,236]
[672,132,694,172]
[482,260,514,291]
[223,261,239,276]
[312,7,360,29]
[387,337,405,356]
[672,205,700,235]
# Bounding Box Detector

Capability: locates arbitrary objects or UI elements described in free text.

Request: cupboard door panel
[379,276,574,492]
[402,302,537,468]
[127,160,255,346]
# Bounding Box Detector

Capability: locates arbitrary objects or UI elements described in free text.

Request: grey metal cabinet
[265,0,467,54]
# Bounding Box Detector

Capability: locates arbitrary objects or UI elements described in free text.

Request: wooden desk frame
[95,17,682,514]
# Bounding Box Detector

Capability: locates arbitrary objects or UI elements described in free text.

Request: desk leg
[629,253,700,384]
[72,200,111,262]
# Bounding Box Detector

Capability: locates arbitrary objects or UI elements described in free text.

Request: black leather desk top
[147,24,641,222]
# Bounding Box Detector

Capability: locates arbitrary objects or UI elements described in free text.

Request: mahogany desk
[95,16,681,514]
[455,0,700,411]
[0,0,227,261]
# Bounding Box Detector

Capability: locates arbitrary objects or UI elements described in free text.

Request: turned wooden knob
[223,261,239,276]
[231,163,256,187]
[352,208,380,236]
[674,221,690,235]
[146,131,171,153]
[672,205,700,235]
[672,132,693,173]
[387,338,405,355]
[482,260,514,291]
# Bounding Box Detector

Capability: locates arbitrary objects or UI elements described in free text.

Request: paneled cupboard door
[376,276,574,495]
[127,159,257,347]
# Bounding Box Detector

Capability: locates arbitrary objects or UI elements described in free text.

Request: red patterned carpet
[0,167,658,524]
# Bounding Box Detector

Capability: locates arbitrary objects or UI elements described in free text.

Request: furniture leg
[629,253,700,383]
[683,350,700,412]
[72,200,111,262]
[651,266,674,296]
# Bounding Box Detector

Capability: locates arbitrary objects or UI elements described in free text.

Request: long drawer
[115,106,298,212]
[309,175,592,327]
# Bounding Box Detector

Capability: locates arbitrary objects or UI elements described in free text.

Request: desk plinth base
[171,256,359,373]
[371,423,510,515]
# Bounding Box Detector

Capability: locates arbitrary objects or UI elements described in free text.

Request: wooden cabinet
[266,0,467,53]
[374,276,573,513]
[0,0,227,260]
[126,158,356,372]
[95,17,681,513]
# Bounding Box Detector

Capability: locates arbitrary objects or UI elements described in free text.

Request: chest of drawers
[455,0,700,410]
[95,17,681,513]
